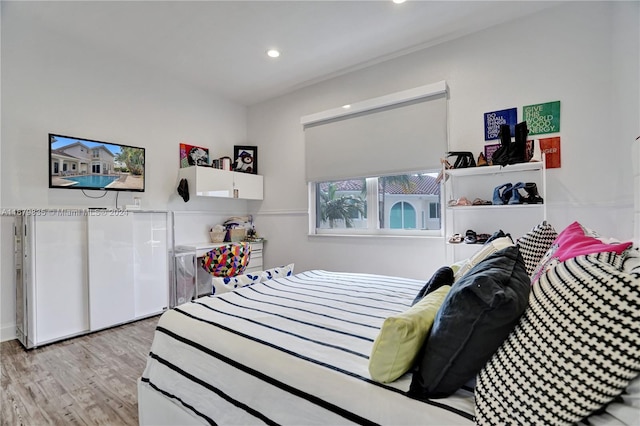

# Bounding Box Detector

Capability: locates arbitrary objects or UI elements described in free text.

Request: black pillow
[408,245,530,398]
[411,266,454,306]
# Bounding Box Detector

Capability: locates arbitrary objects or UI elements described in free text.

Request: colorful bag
[201,242,252,277]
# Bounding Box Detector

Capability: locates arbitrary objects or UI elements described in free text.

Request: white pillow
[212,272,262,296]
[261,263,294,281]
[454,237,514,281]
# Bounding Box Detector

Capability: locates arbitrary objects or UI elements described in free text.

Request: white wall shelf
[177,166,263,200]
[443,160,547,264]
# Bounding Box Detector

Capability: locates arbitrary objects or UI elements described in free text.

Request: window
[311,172,441,236]
[316,180,367,229]
[390,202,416,229]
[302,81,448,238]
[429,202,441,219]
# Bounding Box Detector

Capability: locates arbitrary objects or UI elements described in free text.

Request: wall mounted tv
[49,133,145,192]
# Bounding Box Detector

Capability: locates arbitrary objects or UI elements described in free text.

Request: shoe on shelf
[447,151,476,169]
[464,229,477,244]
[522,182,544,204]
[484,229,513,245]
[476,233,491,244]
[435,158,453,184]
[477,152,488,166]
[448,233,463,244]
[507,182,525,204]
[448,197,472,207]
[472,198,492,205]
[492,183,512,205]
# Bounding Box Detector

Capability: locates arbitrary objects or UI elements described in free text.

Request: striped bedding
[140,270,476,425]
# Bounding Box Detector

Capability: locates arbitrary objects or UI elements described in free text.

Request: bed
[138,270,476,425]
[140,218,640,425]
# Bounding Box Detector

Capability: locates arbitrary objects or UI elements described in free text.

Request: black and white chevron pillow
[475,251,640,425]
[516,221,558,276]
[623,247,640,274]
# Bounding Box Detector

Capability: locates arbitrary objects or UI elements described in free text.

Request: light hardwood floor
[1,316,159,426]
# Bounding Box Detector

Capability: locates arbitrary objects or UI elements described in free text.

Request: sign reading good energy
[484,108,517,141]
[523,101,561,135]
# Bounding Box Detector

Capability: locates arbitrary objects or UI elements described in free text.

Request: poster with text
[539,137,561,168]
[484,143,501,164]
[523,101,561,135]
[484,108,517,141]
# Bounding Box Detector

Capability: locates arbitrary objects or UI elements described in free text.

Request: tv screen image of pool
[49,134,145,192]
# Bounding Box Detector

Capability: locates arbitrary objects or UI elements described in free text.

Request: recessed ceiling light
[392,0,406,3]
[342,105,351,109]
[267,49,280,58]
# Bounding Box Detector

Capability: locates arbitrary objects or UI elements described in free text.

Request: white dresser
[14,210,170,349]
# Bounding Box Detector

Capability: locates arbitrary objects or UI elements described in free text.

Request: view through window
[313,172,441,234]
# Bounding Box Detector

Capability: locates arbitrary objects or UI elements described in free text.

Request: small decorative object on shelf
[245,227,263,242]
[228,228,246,242]
[209,225,226,243]
[233,145,258,174]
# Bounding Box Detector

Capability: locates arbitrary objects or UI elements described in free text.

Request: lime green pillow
[368,285,450,383]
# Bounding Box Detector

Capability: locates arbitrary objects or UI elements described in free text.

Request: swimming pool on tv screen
[67,175,119,188]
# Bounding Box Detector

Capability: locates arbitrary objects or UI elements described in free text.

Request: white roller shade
[302,82,448,182]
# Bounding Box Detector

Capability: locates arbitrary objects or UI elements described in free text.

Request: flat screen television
[49,133,145,192]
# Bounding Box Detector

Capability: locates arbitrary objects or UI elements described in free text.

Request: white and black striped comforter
[140,270,476,425]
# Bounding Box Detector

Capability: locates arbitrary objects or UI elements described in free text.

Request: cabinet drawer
[249,242,263,252]
[248,256,263,267]
[250,250,263,261]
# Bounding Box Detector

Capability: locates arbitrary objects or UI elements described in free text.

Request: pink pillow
[531,221,632,283]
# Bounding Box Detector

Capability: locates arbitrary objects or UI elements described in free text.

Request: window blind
[302,82,448,182]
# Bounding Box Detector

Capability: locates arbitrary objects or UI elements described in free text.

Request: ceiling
[6,1,560,106]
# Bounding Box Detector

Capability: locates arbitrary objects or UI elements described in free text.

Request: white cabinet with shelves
[178,166,263,200]
[15,211,170,348]
[443,161,547,263]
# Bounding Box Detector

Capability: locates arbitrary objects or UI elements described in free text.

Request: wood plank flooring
[1,316,159,426]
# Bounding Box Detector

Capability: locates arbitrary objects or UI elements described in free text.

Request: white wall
[248,2,639,277]
[0,3,251,340]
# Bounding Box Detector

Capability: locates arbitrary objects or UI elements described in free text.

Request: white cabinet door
[32,215,89,344]
[133,212,169,318]
[195,167,234,197]
[233,172,263,200]
[87,215,135,331]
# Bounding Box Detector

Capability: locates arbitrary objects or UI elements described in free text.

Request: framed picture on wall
[180,143,210,168]
[233,145,258,174]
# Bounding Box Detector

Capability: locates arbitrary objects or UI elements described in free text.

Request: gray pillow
[409,245,530,398]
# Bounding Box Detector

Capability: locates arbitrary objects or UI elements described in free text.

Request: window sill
[308,232,443,240]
